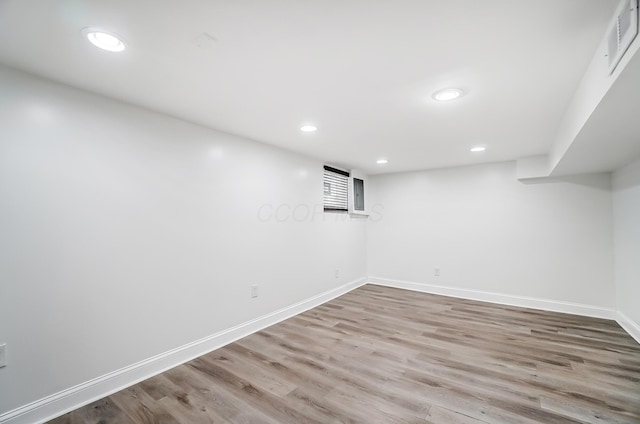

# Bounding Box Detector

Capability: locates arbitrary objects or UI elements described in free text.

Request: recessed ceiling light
[300,125,317,132]
[376,159,389,164]
[83,28,126,52]
[470,146,486,152]
[432,88,464,102]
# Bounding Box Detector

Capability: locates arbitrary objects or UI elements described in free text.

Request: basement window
[323,165,349,212]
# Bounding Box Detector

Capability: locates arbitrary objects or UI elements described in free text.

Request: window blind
[323,165,349,212]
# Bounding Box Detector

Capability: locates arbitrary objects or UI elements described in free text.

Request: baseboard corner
[616,311,640,345]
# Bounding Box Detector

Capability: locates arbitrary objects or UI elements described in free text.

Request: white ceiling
[0,0,620,175]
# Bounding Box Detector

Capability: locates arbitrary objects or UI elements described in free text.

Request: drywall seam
[0,278,367,424]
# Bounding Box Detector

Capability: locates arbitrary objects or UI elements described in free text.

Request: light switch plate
[0,343,6,368]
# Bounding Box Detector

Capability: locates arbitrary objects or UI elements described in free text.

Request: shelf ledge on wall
[349,212,369,218]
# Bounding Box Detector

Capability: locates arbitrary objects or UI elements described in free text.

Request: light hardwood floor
[50,285,640,423]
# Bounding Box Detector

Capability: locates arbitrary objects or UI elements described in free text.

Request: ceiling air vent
[607,0,639,73]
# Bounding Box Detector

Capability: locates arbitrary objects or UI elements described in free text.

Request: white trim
[0,278,367,424]
[368,277,617,320]
[616,311,640,345]
[3,277,636,424]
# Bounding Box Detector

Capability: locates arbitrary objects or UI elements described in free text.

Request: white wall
[612,159,640,327]
[0,66,367,415]
[0,63,633,419]
[367,162,615,307]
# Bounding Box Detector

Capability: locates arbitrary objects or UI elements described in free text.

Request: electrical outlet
[434,268,441,277]
[251,284,259,298]
[0,343,6,368]
[334,269,340,279]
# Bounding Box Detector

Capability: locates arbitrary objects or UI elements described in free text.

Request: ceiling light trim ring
[432,88,464,102]
[82,27,126,52]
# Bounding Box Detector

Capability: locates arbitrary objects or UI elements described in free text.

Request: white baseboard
[0,278,367,424]
[3,277,636,424]
[368,277,617,320]
[616,311,640,345]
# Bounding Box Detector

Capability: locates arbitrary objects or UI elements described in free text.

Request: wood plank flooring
[49,285,640,423]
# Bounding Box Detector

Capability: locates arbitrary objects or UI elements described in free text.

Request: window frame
[323,165,350,213]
